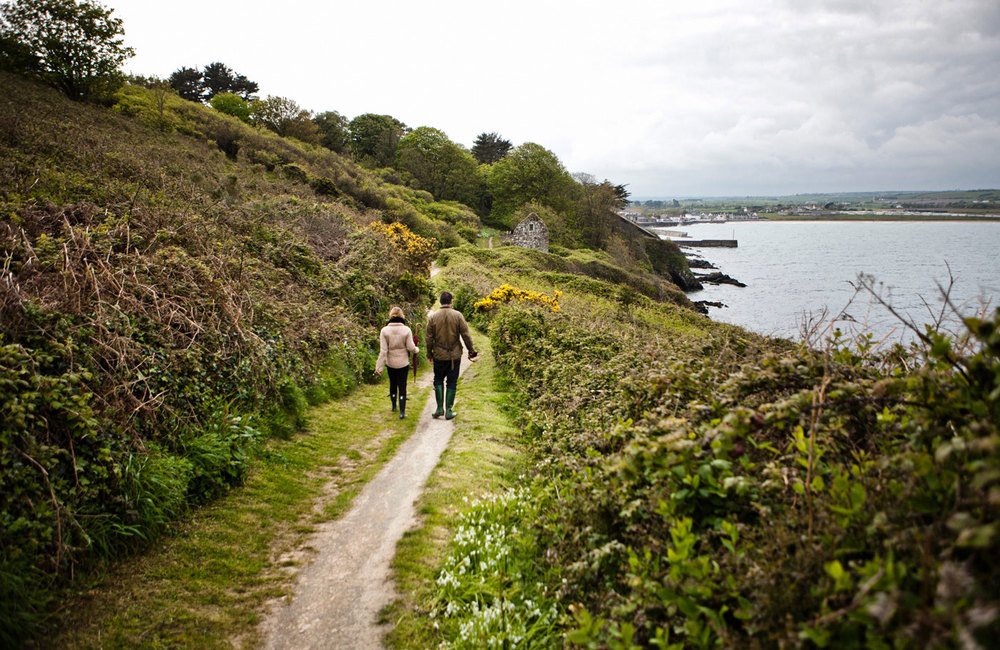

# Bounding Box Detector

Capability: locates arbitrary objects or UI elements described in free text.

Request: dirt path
[261,355,472,649]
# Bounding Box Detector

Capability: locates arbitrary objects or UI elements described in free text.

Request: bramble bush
[431,250,999,648]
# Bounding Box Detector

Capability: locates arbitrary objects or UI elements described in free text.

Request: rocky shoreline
[682,251,745,314]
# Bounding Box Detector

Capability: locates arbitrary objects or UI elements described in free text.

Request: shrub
[310,175,340,197]
[431,245,999,648]
[210,92,251,123]
[368,221,438,275]
[474,284,561,313]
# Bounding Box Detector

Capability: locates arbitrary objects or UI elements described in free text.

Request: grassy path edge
[48,374,432,648]
[384,330,528,649]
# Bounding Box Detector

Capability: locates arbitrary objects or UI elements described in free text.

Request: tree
[147,77,172,131]
[169,66,203,102]
[169,62,257,103]
[396,126,483,207]
[485,142,580,228]
[574,175,629,248]
[313,110,349,153]
[250,95,319,143]
[202,61,257,101]
[0,0,134,100]
[210,92,251,123]
[471,131,512,164]
[280,114,321,144]
[348,113,408,167]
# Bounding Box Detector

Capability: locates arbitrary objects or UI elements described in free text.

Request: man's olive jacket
[426,305,476,361]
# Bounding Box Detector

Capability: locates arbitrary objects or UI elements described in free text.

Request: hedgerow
[430,248,999,648]
[0,72,466,642]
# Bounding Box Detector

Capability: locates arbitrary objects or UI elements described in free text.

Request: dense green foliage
[251,94,320,143]
[201,61,258,101]
[0,71,478,643]
[349,112,408,168]
[209,91,252,123]
[167,65,203,102]
[428,247,999,648]
[396,126,482,209]
[485,142,580,229]
[0,0,133,100]
[313,109,350,153]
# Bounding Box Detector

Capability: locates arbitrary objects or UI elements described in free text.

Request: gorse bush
[474,284,562,313]
[368,221,438,275]
[431,247,999,648]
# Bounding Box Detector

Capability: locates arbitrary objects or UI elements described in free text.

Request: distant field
[761,211,1000,221]
[632,189,1000,218]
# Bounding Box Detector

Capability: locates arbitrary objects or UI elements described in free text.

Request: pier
[675,239,738,248]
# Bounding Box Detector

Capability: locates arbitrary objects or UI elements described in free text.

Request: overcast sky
[105,0,999,198]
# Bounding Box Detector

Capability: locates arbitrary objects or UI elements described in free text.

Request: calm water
[670,221,1000,341]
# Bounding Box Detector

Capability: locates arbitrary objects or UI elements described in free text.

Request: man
[425,291,477,420]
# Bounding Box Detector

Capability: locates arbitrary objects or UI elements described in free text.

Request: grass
[45,377,430,649]
[475,226,507,248]
[383,331,528,649]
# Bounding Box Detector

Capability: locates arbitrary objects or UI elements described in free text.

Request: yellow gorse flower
[369,221,437,273]
[474,284,561,313]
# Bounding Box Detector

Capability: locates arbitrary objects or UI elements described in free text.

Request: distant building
[506,212,549,252]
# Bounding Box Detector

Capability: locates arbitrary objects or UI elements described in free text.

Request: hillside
[0,70,701,644]
[0,70,482,641]
[411,245,1000,648]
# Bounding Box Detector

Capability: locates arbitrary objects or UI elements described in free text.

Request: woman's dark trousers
[388,365,409,417]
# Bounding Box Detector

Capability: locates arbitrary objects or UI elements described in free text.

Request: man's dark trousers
[432,358,460,391]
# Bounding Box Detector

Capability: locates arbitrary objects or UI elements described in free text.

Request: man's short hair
[439,291,453,305]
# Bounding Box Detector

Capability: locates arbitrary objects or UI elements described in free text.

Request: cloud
[569,0,1000,194]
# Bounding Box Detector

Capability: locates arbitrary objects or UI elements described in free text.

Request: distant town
[622,189,1000,223]
[621,206,759,227]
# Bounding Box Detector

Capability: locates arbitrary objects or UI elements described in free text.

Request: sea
[663,220,1000,343]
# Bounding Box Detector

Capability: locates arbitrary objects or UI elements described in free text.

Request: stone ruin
[505,212,549,252]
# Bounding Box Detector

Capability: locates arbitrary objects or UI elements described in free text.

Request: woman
[375,306,418,418]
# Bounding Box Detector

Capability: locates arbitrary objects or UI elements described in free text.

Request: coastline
[761,213,1000,222]
[667,219,1000,341]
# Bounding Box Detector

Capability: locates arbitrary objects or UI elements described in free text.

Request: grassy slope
[437,244,723,343]
[0,70,477,643]
[48,378,431,649]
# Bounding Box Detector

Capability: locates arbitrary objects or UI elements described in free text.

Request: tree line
[1,0,633,249]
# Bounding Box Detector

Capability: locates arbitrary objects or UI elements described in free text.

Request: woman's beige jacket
[377,321,418,372]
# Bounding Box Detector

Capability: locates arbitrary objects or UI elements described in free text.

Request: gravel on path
[261,354,472,650]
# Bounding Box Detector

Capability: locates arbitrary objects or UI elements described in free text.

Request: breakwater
[676,239,738,248]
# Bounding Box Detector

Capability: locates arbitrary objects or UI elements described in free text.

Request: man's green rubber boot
[432,385,445,419]
[445,387,457,420]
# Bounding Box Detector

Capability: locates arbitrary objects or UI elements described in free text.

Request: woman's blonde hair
[388,306,405,319]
